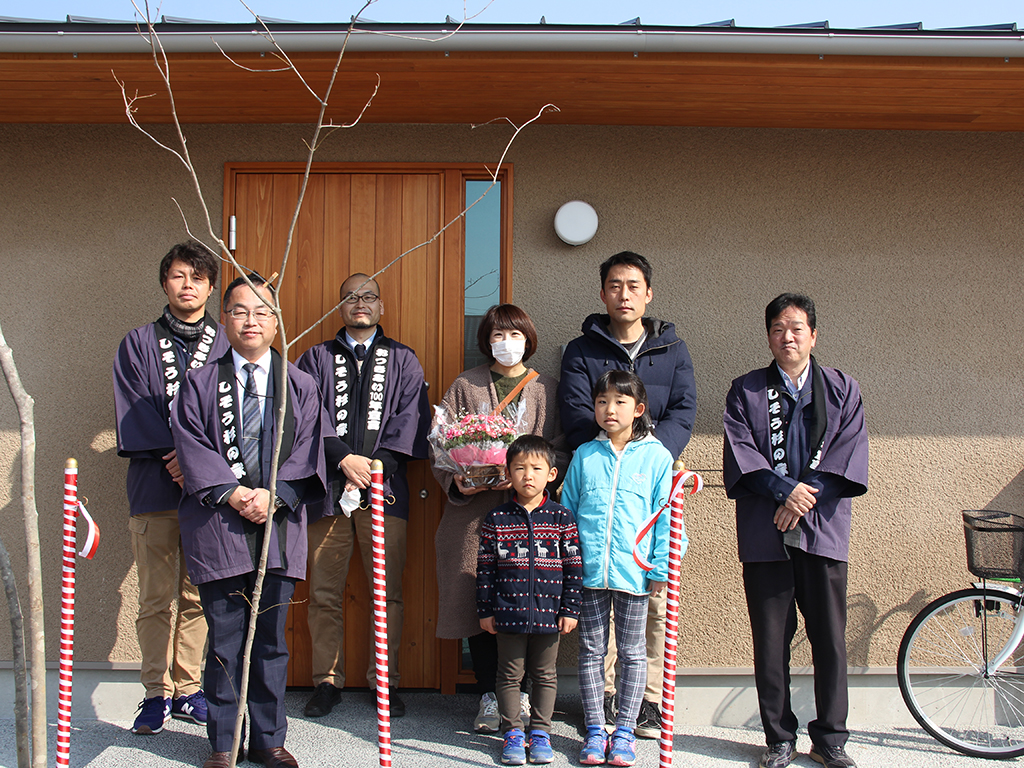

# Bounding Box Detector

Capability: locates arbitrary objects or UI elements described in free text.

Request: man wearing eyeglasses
[297,272,430,720]
[171,274,328,768]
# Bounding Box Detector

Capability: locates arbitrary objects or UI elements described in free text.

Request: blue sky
[7,0,1023,29]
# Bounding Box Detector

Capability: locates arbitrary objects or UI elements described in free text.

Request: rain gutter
[1,21,1023,58]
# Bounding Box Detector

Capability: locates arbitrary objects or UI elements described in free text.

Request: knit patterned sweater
[476,493,583,634]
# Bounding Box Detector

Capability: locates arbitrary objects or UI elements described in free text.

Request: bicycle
[897,510,1024,759]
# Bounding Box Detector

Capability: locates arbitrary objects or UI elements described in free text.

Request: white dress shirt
[232,348,272,426]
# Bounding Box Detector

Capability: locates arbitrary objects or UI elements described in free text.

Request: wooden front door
[224,163,509,691]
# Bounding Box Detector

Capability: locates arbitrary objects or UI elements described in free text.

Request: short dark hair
[159,240,219,288]
[476,304,539,363]
[592,369,653,442]
[765,293,816,332]
[600,251,652,289]
[505,434,556,470]
[223,272,275,307]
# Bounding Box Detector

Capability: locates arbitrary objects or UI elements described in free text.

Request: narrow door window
[463,179,502,368]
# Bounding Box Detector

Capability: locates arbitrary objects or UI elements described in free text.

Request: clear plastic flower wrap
[429,401,527,488]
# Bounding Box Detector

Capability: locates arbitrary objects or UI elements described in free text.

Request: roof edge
[1,22,1023,57]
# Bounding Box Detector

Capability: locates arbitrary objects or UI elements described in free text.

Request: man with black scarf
[723,293,869,768]
[113,241,229,736]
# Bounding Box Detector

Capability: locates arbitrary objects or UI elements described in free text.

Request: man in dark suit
[171,274,328,768]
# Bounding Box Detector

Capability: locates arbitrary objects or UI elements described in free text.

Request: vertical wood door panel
[229,168,447,690]
[291,174,325,361]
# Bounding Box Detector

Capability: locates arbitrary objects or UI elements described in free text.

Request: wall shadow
[983,470,1024,518]
[847,590,930,667]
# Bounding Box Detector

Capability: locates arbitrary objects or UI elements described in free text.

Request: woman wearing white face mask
[431,303,568,734]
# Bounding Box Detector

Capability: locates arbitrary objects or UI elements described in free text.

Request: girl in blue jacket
[562,370,679,767]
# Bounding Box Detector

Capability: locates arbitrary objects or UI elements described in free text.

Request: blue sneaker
[171,689,208,725]
[607,727,636,767]
[579,725,608,765]
[132,696,171,735]
[502,728,527,765]
[528,730,553,764]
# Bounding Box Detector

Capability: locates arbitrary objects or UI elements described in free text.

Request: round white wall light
[554,200,599,246]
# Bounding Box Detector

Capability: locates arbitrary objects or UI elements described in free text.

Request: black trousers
[468,631,498,693]
[743,548,849,748]
[197,572,295,752]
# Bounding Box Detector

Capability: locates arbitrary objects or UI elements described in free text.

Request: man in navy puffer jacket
[558,250,696,737]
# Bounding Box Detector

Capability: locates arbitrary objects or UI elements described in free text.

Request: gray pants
[579,589,649,732]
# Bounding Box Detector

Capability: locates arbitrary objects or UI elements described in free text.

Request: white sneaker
[520,691,531,720]
[474,692,499,733]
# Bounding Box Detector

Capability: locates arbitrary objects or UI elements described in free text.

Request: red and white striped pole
[659,460,702,768]
[56,458,80,768]
[369,459,392,767]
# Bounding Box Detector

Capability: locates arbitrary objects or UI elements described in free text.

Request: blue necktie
[241,363,262,488]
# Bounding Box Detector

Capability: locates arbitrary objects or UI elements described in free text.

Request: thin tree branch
[115,80,191,169]
[290,101,560,346]
[222,4,374,762]
[229,292,285,767]
[121,1,560,763]
[358,0,497,43]
[260,0,376,288]
[169,200,261,278]
[209,43,292,74]
[315,74,380,139]
[214,1,326,104]
[118,1,221,254]
[474,104,560,176]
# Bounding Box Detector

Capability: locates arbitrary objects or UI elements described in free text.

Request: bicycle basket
[963,510,1024,580]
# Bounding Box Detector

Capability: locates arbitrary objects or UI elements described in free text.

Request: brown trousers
[496,631,561,733]
[129,509,207,699]
[306,509,407,688]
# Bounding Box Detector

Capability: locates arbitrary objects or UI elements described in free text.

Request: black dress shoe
[303,682,342,718]
[247,746,298,768]
[201,748,244,768]
[368,690,405,717]
[391,693,406,718]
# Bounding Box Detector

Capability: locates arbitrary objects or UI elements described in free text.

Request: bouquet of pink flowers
[429,403,526,488]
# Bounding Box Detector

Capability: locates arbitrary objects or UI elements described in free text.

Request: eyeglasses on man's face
[227,307,275,322]
[342,293,380,305]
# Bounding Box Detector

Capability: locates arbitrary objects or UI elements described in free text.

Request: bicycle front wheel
[897,587,1024,758]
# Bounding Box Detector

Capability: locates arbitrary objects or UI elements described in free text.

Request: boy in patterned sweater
[477,435,584,765]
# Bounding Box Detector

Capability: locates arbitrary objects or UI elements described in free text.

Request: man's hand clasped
[228,485,272,524]
[163,450,184,488]
[339,453,373,489]
[774,481,819,532]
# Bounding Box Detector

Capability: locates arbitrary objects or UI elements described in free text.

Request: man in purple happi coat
[297,272,430,720]
[113,241,229,735]
[171,274,328,768]
[723,293,868,768]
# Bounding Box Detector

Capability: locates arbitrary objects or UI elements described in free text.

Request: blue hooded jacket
[561,432,683,594]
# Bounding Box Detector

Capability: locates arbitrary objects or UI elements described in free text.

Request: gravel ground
[0,690,1015,768]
